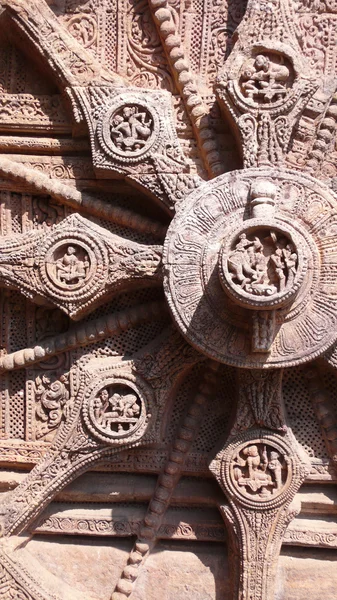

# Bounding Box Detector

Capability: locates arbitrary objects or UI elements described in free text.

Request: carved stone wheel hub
[163,167,337,368]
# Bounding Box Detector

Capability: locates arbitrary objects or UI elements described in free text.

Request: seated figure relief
[55,245,90,285]
[233,444,285,498]
[110,105,153,152]
[240,54,291,103]
[227,230,298,297]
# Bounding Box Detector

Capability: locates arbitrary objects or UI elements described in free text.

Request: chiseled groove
[111,360,220,600]
[0,301,167,373]
[0,156,167,240]
[148,0,225,178]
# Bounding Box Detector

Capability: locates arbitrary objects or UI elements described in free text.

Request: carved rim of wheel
[163,167,337,368]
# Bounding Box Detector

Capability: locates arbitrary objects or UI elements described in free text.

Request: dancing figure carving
[110,106,153,152]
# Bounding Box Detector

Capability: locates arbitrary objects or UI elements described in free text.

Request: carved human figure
[110,106,153,152]
[56,246,89,285]
[234,444,271,495]
[283,243,297,287]
[268,451,283,490]
[35,374,70,440]
[118,393,141,418]
[92,388,141,434]
[233,444,286,498]
[270,247,286,292]
[254,246,269,285]
[93,388,110,422]
[241,54,290,102]
[227,233,256,286]
[227,230,297,297]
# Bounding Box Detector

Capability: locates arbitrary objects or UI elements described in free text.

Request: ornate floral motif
[34,373,71,441]
[0,94,70,132]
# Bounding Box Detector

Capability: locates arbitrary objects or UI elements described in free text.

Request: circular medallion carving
[46,243,91,290]
[98,95,160,163]
[39,228,108,304]
[220,433,297,510]
[239,52,294,106]
[219,221,305,309]
[217,42,302,117]
[230,442,289,501]
[163,167,337,368]
[83,374,153,445]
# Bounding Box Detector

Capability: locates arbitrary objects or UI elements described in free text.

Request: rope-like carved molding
[0,157,166,240]
[148,0,225,178]
[0,301,167,373]
[111,360,219,600]
[305,90,337,177]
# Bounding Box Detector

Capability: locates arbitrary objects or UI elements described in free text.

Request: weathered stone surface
[0,0,336,598]
[276,547,337,600]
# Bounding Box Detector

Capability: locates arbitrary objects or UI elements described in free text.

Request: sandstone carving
[240,53,292,103]
[0,0,336,599]
[232,442,287,498]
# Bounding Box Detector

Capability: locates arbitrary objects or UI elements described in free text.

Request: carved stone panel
[0,0,337,599]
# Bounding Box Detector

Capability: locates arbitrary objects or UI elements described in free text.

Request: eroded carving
[240,53,292,104]
[83,370,155,445]
[0,2,336,600]
[225,229,298,298]
[51,244,90,287]
[34,373,71,441]
[0,213,163,319]
[233,442,287,499]
[163,167,337,368]
[92,385,142,435]
[109,105,154,155]
[210,429,310,600]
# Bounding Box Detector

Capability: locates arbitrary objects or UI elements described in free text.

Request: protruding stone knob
[250,180,278,217]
